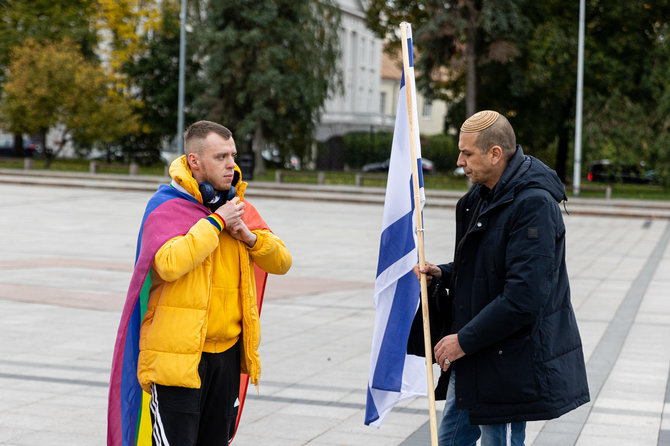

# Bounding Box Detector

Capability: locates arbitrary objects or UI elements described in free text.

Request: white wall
[317,0,388,141]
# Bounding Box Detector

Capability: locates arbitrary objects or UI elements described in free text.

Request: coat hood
[168,155,247,204]
[492,146,567,205]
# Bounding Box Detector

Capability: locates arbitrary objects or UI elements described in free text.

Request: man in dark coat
[415,110,589,446]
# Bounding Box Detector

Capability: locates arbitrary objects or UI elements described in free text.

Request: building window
[422,100,433,119]
[380,92,387,114]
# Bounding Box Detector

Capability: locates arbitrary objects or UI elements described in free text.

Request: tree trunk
[465,0,478,118]
[252,118,266,177]
[41,129,54,168]
[555,130,569,183]
[13,133,25,157]
[555,106,572,183]
[44,128,70,169]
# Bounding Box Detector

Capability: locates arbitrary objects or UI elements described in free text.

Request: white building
[379,46,448,136]
[317,0,447,146]
[316,0,386,142]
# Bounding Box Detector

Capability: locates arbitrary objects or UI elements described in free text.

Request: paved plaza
[0,180,669,445]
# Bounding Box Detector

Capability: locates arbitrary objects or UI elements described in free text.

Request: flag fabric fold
[365,25,427,428]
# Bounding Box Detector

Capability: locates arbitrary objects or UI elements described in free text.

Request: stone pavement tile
[237,412,341,442]
[576,423,660,446]
[575,434,650,446]
[277,401,360,421]
[576,320,609,361]
[348,409,429,433]
[272,382,354,404]
[305,429,408,445]
[576,288,627,321]
[525,420,546,444]
[2,430,99,446]
[587,407,659,429]
[234,399,289,425]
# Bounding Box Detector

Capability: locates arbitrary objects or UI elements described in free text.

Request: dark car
[0,134,36,158]
[587,159,656,184]
[362,158,435,174]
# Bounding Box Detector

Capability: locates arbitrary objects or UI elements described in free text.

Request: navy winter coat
[438,147,589,425]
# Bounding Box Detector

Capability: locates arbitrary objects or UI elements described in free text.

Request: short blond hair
[184,120,232,154]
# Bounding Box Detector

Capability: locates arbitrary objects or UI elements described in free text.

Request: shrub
[422,133,458,172]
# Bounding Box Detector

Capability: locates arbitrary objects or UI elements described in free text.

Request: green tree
[195,0,342,175]
[366,0,670,184]
[0,39,138,167]
[507,0,670,182]
[0,0,98,80]
[120,0,202,163]
[0,0,98,154]
[94,0,162,73]
[475,1,579,179]
[366,0,527,118]
[578,1,670,182]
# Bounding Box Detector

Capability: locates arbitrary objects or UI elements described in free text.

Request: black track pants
[150,343,241,446]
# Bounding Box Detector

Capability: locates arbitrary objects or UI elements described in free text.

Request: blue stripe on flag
[365,386,380,425]
[376,210,415,277]
[371,270,420,390]
[407,37,413,67]
[120,299,142,444]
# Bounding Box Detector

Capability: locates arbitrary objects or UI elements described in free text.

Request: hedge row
[341,131,459,173]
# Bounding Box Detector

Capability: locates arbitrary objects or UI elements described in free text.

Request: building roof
[381,44,452,83]
[380,46,403,81]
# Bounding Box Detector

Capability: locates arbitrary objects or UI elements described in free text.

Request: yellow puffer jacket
[137,156,291,393]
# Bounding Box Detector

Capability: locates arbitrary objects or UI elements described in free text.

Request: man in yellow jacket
[109,120,291,446]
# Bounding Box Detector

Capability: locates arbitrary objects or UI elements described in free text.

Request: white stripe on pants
[150,383,170,446]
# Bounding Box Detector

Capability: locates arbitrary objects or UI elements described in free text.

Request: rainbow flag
[107,184,268,445]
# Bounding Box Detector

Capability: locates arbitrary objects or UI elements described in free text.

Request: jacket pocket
[476,336,540,403]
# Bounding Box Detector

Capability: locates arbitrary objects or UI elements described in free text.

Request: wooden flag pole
[400,22,439,446]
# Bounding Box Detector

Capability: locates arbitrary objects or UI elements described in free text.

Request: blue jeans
[438,371,526,446]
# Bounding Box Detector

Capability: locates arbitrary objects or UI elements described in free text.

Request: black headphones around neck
[198,170,240,211]
[198,182,236,211]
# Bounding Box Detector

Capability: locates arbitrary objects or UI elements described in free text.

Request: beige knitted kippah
[460,110,500,133]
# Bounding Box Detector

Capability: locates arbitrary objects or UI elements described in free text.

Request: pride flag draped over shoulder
[107,184,268,445]
[365,25,427,428]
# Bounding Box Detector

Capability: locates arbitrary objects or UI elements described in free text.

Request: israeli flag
[365,25,427,428]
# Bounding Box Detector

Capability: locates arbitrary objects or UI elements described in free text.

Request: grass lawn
[0,157,167,175]
[566,183,670,200]
[1,158,668,200]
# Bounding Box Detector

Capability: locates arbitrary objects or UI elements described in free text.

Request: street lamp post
[177,0,187,154]
[572,0,585,196]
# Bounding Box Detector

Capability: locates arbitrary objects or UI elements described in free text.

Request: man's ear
[490,145,504,165]
[187,152,199,170]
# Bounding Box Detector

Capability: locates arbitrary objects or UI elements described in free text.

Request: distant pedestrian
[109,120,292,445]
[414,110,589,446]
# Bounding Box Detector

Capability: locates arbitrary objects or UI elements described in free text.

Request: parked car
[0,134,36,157]
[262,149,300,170]
[362,158,435,174]
[587,159,656,184]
